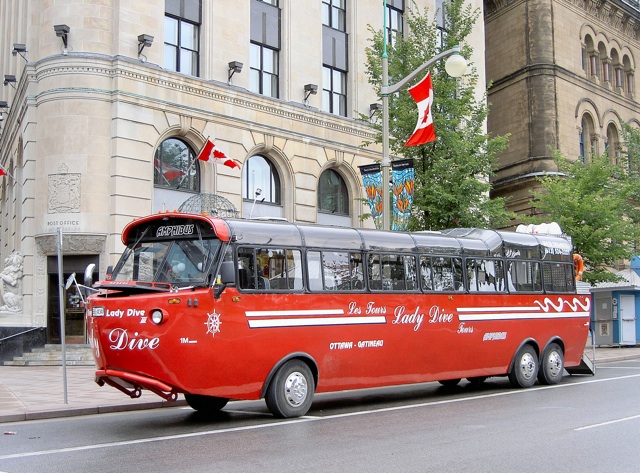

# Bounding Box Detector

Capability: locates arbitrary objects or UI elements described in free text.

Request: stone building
[0,0,486,355]
[485,0,640,218]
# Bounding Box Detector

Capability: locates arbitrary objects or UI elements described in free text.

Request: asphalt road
[2,359,640,473]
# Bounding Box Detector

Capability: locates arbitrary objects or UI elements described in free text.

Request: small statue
[0,251,24,313]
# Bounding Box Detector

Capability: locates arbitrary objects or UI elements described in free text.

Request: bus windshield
[112,236,220,287]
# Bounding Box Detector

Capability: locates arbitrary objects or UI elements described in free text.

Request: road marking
[574,413,640,431]
[3,372,640,461]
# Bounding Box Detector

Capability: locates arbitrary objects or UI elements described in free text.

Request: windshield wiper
[112,227,150,277]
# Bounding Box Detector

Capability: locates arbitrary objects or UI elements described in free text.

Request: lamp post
[380,45,468,231]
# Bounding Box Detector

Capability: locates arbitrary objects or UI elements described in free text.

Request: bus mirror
[65,273,76,290]
[84,263,96,287]
[219,261,235,285]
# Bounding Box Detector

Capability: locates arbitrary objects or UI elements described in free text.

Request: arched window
[318,169,349,215]
[606,123,620,164]
[580,114,596,162]
[243,155,281,204]
[154,138,199,192]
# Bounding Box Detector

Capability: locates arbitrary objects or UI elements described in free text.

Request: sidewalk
[1,346,639,424]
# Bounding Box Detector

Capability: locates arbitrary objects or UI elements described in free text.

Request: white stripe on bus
[457,306,540,312]
[458,311,590,321]
[246,309,345,317]
[248,316,386,328]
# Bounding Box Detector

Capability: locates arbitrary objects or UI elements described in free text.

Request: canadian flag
[0,164,7,176]
[404,72,436,147]
[197,139,240,169]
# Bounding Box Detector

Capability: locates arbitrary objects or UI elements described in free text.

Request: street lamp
[380,45,467,231]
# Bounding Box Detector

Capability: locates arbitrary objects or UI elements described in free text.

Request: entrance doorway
[620,294,637,346]
[47,255,99,344]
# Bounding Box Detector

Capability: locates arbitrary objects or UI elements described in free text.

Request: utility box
[592,294,614,346]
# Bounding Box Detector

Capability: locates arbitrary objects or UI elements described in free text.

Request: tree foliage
[363,0,512,230]
[530,124,640,284]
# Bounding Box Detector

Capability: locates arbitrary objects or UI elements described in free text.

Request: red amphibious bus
[84,212,591,418]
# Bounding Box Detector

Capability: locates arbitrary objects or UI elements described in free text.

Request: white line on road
[3,372,640,461]
[574,413,640,431]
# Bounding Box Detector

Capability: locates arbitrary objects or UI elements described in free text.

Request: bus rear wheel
[537,343,564,385]
[266,359,314,418]
[508,344,539,388]
[184,394,229,414]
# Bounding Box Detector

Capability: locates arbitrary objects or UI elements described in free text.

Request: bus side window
[287,250,303,290]
[404,256,417,290]
[368,254,382,290]
[420,256,433,291]
[349,253,364,290]
[452,258,464,291]
[322,251,349,290]
[237,248,257,290]
[307,251,323,291]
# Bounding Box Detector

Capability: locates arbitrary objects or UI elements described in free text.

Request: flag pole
[0,165,23,186]
[381,0,391,231]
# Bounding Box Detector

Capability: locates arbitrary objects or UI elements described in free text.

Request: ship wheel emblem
[205,310,222,337]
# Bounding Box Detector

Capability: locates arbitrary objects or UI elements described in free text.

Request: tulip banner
[390,159,414,231]
[358,163,383,230]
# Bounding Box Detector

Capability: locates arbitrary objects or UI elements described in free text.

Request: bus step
[566,353,595,376]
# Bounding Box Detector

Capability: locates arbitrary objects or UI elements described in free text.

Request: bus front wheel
[266,359,315,418]
[537,342,564,385]
[184,394,229,414]
[508,344,539,388]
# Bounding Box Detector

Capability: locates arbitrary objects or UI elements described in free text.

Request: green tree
[364,0,512,230]
[530,136,640,284]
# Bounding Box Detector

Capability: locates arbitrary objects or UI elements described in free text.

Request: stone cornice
[31,54,377,142]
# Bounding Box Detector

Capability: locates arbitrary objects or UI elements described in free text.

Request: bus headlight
[151,309,165,325]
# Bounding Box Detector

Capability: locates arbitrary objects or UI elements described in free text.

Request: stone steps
[3,344,95,366]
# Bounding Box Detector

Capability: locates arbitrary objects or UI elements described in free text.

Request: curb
[0,399,187,424]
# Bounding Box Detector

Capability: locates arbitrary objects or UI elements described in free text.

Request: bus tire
[184,394,229,414]
[265,359,314,418]
[537,343,564,385]
[508,344,539,388]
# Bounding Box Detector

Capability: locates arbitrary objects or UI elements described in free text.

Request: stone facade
[0,0,487,343]
[485,0,640,218]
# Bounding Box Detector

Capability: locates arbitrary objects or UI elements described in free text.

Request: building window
[164,0,200,76]
[250,42,279,98]
[243,155,281,204]
[318,169,349,215]
[386,1,404,46]
[589,54,599,78]
[322,66,347,117]
[259,0,278,5]
[154,138,199,192]
[580,114,596,163]
[606,123,620,164]
[322,0,346,31]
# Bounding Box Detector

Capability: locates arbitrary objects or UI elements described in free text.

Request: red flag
[0,164,6,176]
[404,72,436,147]
[197,139,240,169]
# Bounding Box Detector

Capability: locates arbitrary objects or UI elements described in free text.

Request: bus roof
[121,213,573,261]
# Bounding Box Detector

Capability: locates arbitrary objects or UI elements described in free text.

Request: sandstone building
[485,0,640,219]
